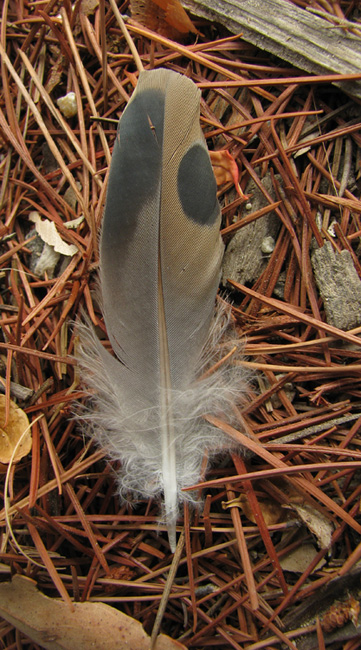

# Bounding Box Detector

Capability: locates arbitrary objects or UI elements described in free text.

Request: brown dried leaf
[210,150,239,186]
[209,149,248,198]
[237,494,285,525]
[130,0,197,37]
[0,396,31,464]
[152,0,198,33]
[0,575,186,650]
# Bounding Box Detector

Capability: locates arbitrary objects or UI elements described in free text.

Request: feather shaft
[158,259,177,550]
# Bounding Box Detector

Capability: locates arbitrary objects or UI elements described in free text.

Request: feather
[76,69,247,551]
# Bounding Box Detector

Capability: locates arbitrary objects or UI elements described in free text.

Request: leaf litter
[1,0,361,648]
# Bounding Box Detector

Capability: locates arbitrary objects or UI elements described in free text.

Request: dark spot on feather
[102,89,164,248]
[177,143,219,226]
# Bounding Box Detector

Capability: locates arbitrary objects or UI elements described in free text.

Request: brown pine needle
[2,2,361,647]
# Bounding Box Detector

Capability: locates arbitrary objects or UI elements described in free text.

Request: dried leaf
[29,212,78,256]
[286,503,334,549]
[209,150,248,198]
[0,396,31,464]
[130,0,197,37]
[235,494,285,526]
[0,575,187,650]
[210,149,238,185]
[64,215,84,229]
[152,0,198,33]
[280,543,325,573]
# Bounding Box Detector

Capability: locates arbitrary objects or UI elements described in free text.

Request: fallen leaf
[209,150,248,198]
[72,0,99,36]
[152,0,198,33]
[0,575,187,650]
[285,503,334,549]
[130,0,197,37]
[64,215,84,229]
[280,543,325,573]
[29,212,78,256]
[0,396,31,464]
[224,494,285,526]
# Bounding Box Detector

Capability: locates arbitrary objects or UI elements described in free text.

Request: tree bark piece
[311,241,361,331]
[182,0,361,99]
[222,174,281,287]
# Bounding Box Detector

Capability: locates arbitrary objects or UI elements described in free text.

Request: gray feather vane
[77,69,247,551]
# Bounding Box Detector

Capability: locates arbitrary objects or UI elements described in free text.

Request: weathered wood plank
[182,0,361,98]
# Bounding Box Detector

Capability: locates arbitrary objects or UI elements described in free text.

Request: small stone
[261,235,275,254]
[57,92,77,118]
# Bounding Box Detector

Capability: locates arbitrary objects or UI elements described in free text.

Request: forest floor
[1,1,361,649]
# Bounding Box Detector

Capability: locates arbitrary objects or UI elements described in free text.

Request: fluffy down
[76,302,248,517]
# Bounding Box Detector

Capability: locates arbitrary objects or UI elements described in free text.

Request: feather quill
[76,69,247,551]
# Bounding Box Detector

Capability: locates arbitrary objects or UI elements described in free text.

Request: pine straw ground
[1,1,361,649]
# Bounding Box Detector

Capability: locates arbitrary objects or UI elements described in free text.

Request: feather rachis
[158,259,178,550]
[76,69,248,551]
